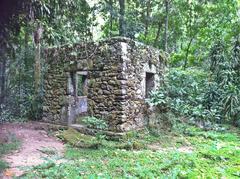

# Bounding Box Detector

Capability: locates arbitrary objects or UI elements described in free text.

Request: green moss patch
[58,128,100,149]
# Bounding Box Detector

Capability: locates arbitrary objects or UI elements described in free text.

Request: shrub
[150,39,240,125]
[82,116,108,130]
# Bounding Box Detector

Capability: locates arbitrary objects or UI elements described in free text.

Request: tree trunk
[164,0,169,52]
[109,0,113,36]
[183,37,194,69]
[0,57,6,109]
[144,0,151,39]
[34,24,43,96]
[154,20,163,47]
[118,0,125,36]
[34,43,41,94]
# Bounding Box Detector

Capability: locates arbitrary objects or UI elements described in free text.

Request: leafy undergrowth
[0,133,21,173]
[21,124,240,179]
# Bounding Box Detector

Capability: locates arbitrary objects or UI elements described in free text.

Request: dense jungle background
[1,1,240,178]
[0,0,239,126]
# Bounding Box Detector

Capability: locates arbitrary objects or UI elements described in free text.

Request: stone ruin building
[42,37,165,132]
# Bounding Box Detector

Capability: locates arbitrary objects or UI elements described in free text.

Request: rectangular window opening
[67,71,87,97]
[77,72,87,97]
[145,72,155,98]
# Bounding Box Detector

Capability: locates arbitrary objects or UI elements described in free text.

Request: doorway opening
[145,72,155,98]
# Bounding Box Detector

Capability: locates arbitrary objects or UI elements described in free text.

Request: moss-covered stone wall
[43,37,166,132]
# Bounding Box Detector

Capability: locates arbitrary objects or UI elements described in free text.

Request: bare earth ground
[0,122,65,178]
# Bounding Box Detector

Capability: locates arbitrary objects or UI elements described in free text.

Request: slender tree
[144,0,151,39]
[109,0,113,36]
[163,0,169,52]
[154,17,163,47]
[119,0,125,36]
[33,23,43,96]
[0,52,6,111]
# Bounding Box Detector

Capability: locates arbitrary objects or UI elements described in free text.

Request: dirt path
[0,122,65,178]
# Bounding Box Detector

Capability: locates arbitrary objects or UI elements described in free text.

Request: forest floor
[0,122,240,178]
[0,122,65,178]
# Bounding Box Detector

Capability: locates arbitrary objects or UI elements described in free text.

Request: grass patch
[0,133,21,173]
[0,160,8,173]
[21,124,240,178]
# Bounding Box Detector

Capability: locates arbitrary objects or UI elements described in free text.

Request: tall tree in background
[164,0,169,52]
[109,0,114,36]
[119,0,125,36]
[0,0,30,116]
[153,1,164,47]
[0,50,6,111]
[34,23,43,96]
[144,0,151,39]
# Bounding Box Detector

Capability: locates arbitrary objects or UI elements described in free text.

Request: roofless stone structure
[42,37,166,132]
